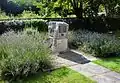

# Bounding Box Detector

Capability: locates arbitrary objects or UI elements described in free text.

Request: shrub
[24,19,48,32]
[69,29,120,57]
[0,19,48,34]
[69,17,120,33]
[0,31,52,81]
[0,9,10,19]
[16,11,41,18]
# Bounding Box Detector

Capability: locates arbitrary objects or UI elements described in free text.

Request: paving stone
[71,50,98,61]
[58,51,90,64]
[69,62,120,83]
[54,57,79,66]
[104,72,120,80]
[93,75,117,83]
[69,64,96,77]
[82,63,110,75]
[53,51,120,83]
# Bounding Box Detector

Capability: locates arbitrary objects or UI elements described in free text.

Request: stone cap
[48,21,69,26]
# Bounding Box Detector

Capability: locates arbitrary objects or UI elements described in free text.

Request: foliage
[24,19,48,32]
[53,0,71,17]
[0,19,47,34]
[90,0,120,17]
[1,0,120,18]
[33,0,55,17]
[69,29,120,57]
[93,56,120,73]
[9,0,33,6]
[0,31,52,81]
[0,20,24,34]
[20,67,96,83]
[51,0,84,18]
[16,11,40,18]
[98,4,105,12]
[0,9,10,19]
[102,0,120,17]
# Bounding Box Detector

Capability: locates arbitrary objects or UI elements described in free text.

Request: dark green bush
[69,30,120,57]
[24,19,48,32]
[69,17,120,33]
[0,19,48,34]
[0,31,52,81]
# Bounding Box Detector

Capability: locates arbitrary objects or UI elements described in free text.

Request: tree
[52,0,84,18]
[33,0,55,17]
[53,0,99,19]
[70,0,83,19]
[84,0,120,17]
[9,0,120,18]
[101,0,120,17]
[53,0,70,17]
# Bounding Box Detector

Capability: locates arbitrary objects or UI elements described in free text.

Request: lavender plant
[0,31,52,81]
[69,29,120,57]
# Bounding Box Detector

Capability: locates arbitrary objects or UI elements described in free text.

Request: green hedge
[24,19,48,32]
[0,19,48,34]
[69,17,120,33]
[0,31,52,81]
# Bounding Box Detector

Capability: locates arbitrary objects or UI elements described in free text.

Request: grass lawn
[93,56,120,73]
[5,67,95,83]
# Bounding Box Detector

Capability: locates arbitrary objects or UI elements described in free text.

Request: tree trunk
[104,5,110,17]
[73,1,83,19]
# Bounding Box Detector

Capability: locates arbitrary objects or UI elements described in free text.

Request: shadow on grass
[12,67,70,83]
[11,67,96,83]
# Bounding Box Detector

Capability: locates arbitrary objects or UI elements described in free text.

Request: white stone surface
[48,21,69,53]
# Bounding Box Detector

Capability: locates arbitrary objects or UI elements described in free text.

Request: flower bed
[69,29,120,57]
[0,31,52,81]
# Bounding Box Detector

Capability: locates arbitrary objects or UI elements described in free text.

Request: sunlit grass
[93,56,120,73]
[0,67,96,83]
[21,67,96,83]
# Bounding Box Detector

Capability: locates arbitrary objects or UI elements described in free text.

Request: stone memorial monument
[48,21,69,53]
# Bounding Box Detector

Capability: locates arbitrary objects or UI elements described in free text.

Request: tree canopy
[1,0,120,18]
